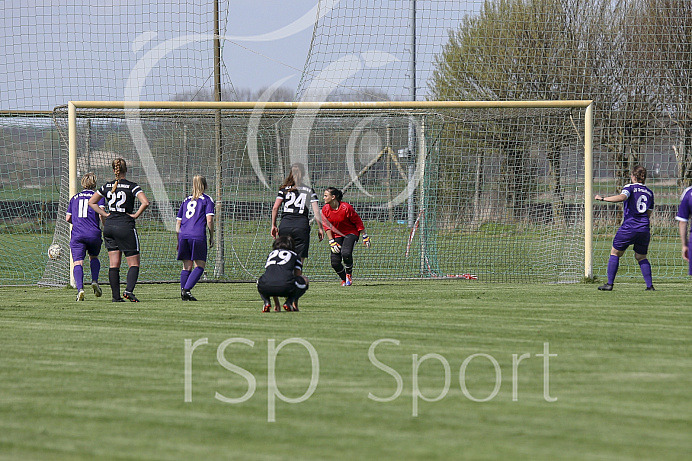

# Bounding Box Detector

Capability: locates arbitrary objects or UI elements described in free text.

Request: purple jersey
[177,193,215,240]
[67,190,104,241]
[676,186,692,275]
[619,182,654,232]
[675,186,692,230]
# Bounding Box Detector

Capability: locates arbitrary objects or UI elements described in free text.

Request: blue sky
[1,1,480,109]
[220,1,320,91]
[1,0,322,109]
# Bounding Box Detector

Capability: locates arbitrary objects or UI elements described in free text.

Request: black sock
[109,268,120,299]
[126,266,139,293]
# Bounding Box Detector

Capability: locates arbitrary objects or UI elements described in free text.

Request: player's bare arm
[130,191,150,219]
[207,214,215,248]
[679,220,689,262]
[311,201,324,241]
[270,197,282,238]
[594,193,627,203]
[88,192,109,218]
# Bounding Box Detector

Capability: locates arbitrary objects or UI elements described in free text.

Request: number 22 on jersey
[107,190,127,212]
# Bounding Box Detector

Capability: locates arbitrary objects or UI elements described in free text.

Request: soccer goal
[43,100,593,286]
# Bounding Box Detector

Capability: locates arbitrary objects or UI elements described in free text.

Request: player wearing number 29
[89,158,149,302]
[257,235,308,312]
[176,175,215,301]
[594,165,654,291]
[270,163,324,262]
[66,172,105,301]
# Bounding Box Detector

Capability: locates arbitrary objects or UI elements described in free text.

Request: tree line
[429,0,692,189]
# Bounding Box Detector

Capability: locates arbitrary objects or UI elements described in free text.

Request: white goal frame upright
[66,100,594,280]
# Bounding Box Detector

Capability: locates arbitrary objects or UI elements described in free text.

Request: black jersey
[277,186,318,223]
[96,179,144,223]
[257,248,303,289]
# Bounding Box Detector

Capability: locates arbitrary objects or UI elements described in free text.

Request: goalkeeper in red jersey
[321,187,371,286]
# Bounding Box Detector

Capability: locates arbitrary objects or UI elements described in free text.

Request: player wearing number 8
[594,165,655,291]
[176,175,215,301]
[89,158,149,302]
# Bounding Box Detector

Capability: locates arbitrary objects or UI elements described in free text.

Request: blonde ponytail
[111,158,127,193]
[191,175,207,200]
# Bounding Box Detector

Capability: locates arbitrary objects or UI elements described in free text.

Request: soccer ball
[47,243,62,260]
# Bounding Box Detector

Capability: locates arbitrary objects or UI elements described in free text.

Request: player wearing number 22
[176,175,215,301]
[594,165,654,291]
[89,158,149,302]
[66,172,105,301]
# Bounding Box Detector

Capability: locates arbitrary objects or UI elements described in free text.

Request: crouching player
[257,235,308,312]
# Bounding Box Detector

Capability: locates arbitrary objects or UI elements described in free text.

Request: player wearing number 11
[594,165,655,291]
[66,172,105,301]
[89,157,149,302]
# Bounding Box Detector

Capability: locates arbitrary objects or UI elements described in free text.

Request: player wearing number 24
[594,165,655,291]
[89,157,149,302]
[270,163,324,262]
[176,175,215,301]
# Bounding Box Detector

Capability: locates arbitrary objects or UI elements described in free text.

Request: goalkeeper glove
[329,239,341,254]
[362,233,371,248]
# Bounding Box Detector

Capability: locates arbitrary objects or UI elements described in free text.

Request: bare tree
[430,0,602,225]
[632,0,692,186]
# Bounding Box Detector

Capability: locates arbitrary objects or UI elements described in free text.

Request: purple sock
[184,267,204,290]
[180,270,191,289]
[90,258,101,283]
[638,259,653,287]
[607,255,619,285]
[73,265,84,291]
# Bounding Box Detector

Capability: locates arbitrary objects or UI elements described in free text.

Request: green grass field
[1,281,690,460]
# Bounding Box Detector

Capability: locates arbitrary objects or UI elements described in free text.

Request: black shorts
[257,275,308,299]
[279,222,311,259]
[103,221,140,257]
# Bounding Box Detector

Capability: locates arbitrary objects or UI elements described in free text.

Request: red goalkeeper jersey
[322,202,364,237]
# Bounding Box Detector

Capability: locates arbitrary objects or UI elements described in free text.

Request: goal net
[43,100,593,286]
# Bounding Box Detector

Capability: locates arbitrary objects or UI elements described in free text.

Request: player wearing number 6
[176,175,215,301]
[89,158,149,302]
[594,165,655,291]
[66,173,105,301]
[322,187,371,286]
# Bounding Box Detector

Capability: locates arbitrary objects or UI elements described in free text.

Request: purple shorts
[70,237,102,262]
[177,238,208,262]
[612,228,650,255]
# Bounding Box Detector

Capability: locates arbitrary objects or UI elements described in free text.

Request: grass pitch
[0,281,690,460]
